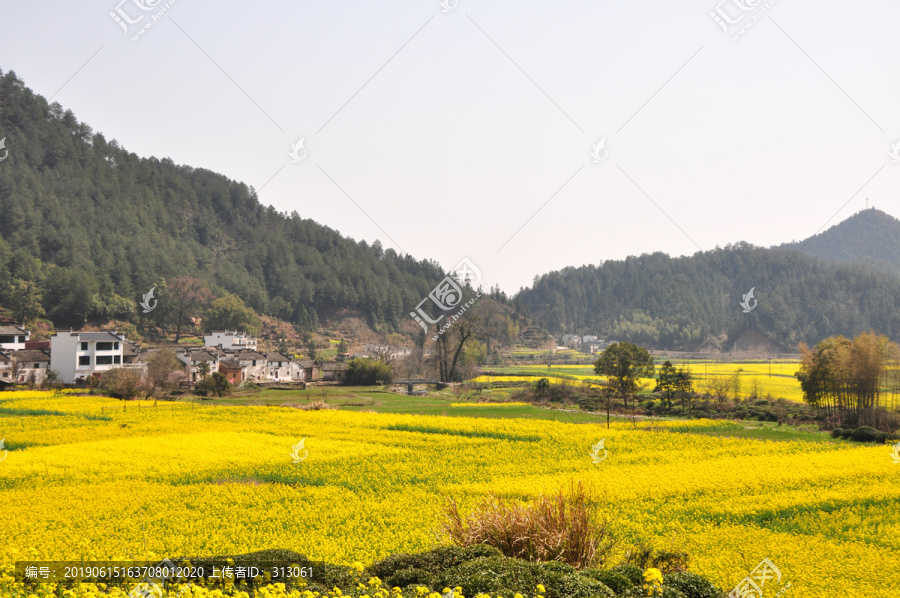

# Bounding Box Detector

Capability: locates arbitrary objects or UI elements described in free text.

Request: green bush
[875,431,891,444]
[344,358,392,385]
[195,372,231,397]
[455,556,614,598]
[850,426,879,442]
[840,428,853,439]
[366,545,500,588]
[830,428,843,438]
[581,568,632,594]
[664,571,726,598]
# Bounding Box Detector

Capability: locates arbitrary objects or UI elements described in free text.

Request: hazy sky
[1,1,898,292]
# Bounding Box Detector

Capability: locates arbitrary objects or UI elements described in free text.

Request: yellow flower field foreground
[0,391,897,597]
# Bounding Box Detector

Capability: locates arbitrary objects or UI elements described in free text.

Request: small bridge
[395,379,444,394]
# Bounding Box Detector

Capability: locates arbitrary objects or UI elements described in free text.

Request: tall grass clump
[443,481,615,569]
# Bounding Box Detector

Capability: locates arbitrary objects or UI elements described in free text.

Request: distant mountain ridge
[780,208,900,275]
[515,210,900,351]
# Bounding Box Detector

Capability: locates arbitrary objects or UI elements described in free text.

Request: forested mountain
[0,69,446,331]
[517,239,900,351]
[780,208,900,275]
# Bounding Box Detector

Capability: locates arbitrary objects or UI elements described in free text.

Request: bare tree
[168,277,212,343]
[701,375,731,407]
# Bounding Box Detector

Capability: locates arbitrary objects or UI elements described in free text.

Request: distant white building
[0,326,30,351]
[50,331,130,384]
[203,331,257,351]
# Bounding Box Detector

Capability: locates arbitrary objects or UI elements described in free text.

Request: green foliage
[204,293,260,333]
[454,557,615,598]
[535,377,551,395]
[594,343,655,397]
[336,339,349,362]
[518,223,900,349]
[663,571,726,598]
[849,426,879,442]
[0,70,447,331]
[344,358,392,385]
[196,372,232,397]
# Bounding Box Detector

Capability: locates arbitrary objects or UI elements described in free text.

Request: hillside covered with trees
[517,231,900,350]
[0,69,447,333]
[780,208,900,276]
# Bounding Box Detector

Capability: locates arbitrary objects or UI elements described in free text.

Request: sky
[1,0,898,293]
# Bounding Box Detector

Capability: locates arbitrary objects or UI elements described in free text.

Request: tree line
[516,243,900,350]
[0,69,447,334]
[796,331,900,429]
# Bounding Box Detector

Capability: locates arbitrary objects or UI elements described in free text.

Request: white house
[50,331,129,384]
[11,349,51,385]
[0,326,30,351]
[234,350,268,381]
[177,349,221,382]
[265,352,296,381]
[203,331,257,351]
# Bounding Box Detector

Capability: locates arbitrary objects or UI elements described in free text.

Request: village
[0,325,359,388]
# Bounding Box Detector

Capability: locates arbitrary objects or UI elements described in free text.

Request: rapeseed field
[0,391,896,597]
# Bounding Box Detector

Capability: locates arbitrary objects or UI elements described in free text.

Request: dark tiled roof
[71,331,123,341]
[188,350,218,362]
[296,360,317,368]
[0,326,27,336]
[12,349,50,362]
[219,359,242,369]
[321,362,347,371]
[267,352,290,362]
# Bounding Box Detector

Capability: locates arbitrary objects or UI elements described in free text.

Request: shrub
[830,428,843,438]
[295,400,335,411]
[850,426,879,442]
[196,372,231,397]
[444,481,616,569]
[455,556,614,598]
[664,571,726,598]
[840,428,853,439]
[366,545,500,588]
[344,358,392,385]
[100,368,141,400]
[581,568,632,594]
[875,431,891,444]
